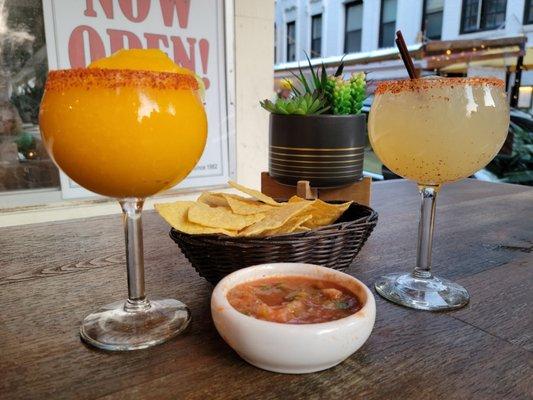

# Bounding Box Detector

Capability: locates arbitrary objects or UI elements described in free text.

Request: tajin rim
[375,77,504,95]
[45,68,199,91]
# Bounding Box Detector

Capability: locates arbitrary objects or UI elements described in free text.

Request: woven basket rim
[169,202,377,242]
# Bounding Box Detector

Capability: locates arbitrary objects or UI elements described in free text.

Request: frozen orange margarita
[39,49,207,198]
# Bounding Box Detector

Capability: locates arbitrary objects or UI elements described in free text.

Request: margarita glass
[39,50,207,349]
[368,77,509,310]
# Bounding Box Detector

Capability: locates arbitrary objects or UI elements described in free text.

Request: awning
[274,35,527,78]
[423,36,527,73]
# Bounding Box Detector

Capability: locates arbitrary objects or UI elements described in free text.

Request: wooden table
[1,180,532,400]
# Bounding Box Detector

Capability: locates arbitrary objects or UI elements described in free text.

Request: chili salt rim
[45,68,199,91]
[375,77,504,95]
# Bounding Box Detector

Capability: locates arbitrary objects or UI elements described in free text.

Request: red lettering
[199,39,209,89]
[171,36,196,70]
[144,33,170,50]
[118,0,150,23]
[84,0,114,19]
[107,29,143,53]
[68,25,106,68]
[160,0,190,28]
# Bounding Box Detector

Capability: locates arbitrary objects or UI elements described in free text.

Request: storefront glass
[0,0,60,193]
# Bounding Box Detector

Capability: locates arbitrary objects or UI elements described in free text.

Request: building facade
[274,0,532,65]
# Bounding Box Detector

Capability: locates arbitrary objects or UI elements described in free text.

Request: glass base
[80,298,191,351]
[375,272,469,311]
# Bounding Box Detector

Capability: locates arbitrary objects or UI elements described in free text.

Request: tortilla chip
[293,225,311,233]
[188,203,265,231]
[263,214,313,236]
[288,195,307,203]
[239,202,311,237]
[154,201,237,236]
[303,199,352,229]
[228,181,281,206]
[223,194,276,215]
[197,192,228,207]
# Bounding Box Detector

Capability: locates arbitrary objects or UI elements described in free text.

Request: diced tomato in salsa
[227,276,361,324]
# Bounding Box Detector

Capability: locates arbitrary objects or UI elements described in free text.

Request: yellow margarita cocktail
[39,49,207,351]
[369,77,509,311]
[369,77,509,186]
[40,49,207,198]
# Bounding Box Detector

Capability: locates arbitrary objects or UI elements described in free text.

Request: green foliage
[349,72,366,114]
[324,72,366,115]
[260,92,329,115]
[260,53,366,116]
[486,122,533,186]
[15,131,36,153]
[10,80,45,124]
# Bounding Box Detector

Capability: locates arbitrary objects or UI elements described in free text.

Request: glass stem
[119,198,150,311]
[413,186,438,279]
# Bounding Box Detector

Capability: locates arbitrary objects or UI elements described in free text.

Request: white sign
[42,0,235,199]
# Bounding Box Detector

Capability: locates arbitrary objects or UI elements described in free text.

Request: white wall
[235,0,274,188]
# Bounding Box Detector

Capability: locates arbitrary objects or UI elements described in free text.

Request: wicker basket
[169,202,378,285]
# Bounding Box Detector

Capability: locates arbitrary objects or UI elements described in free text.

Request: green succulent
[260,92,329,115]
[324,72,366,115]
[349,72,366,114]
[260,53,366,116]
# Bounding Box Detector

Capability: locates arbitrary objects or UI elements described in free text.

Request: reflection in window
[286,21,296,62]
[422,0,444,40]
[379,0,397,48]
[460,0,507,33]
[344,1,363,53]
[310,14,322,58]
[0,0,59,192]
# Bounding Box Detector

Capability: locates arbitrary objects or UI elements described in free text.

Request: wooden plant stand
[261,172,371,206]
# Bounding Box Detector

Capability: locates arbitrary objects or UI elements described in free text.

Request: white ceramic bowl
[211,263,376,374]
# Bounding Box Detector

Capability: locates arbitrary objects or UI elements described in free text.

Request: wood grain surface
[0,179,531,400]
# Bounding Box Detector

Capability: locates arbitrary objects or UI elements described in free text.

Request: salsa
[227,276,362,324]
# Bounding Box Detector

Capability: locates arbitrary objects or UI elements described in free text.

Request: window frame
[460,0,507,34]
[310,14,322,58]
[286,21,296,62]
[344,0,363,54]
[421,0,444,40]
[378,0,397,49]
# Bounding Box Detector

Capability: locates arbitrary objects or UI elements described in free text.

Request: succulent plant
[349,72,366,114]
[260,53,366,116]
[260,92,329,115]
[325,72,366,115]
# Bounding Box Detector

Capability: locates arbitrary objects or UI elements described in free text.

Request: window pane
[480,0,507,30]
[426,11,443,40]
[0,0,60,193]
[274,23,277,62]
[345,2,362,54]
[461,0,480,32]
[345,30,362,53]
[380,21,396,48]
[382,0,397,23]
[312,14,322,39]
[346,3,363,31]
[311,15,322,58]
[380,0,397,48]
[287,22,296,62]
[527,0,533,24]
[426,0,444,13]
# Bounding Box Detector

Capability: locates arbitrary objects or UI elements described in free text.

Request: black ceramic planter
[269,114,366,188]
